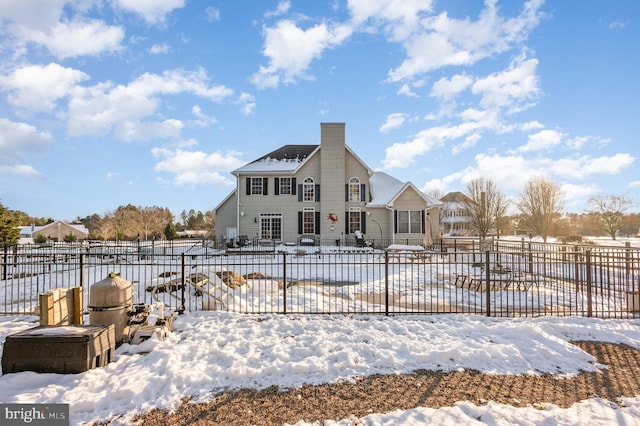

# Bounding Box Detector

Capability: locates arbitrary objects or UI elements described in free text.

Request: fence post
[2,244,7,281]
[178,253,186,314]
[282,252,287,314]
[527,241,533,274]
[586,249,593,317]
[626,242,631,277]
[485,251,491,317]
[384,250,389,316]
[574,246,581,292]
[80,253,86,289]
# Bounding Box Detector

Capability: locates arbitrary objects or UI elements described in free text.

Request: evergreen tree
[0,202,20,245]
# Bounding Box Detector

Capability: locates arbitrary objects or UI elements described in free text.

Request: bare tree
[140,206,173,240]
[464,178,510,240]
[517,176,564,243]
[587,193,634,240]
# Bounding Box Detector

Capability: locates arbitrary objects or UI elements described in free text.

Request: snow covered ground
[1,313,640,425]
[2,238,640,424]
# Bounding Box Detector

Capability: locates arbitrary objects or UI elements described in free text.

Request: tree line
[457,176,638,242]
[1,174,638,245]
[0,202,216,244]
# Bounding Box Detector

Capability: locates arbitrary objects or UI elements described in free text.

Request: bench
[387,244,429,262]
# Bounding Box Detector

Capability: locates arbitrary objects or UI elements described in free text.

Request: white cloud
[387,0,544,81]
[0,0,125,59]
[0,118,51,179]
[0,118,52,160]
[451,133,481,154]
[379,113,408,133]
[251,20,352,88]
[430,74,473,101]
[115,119,184,142]
[265,1,291,18]
[552,154,635,179]
[561,182,600,212]
[471,152,540,190]
[397,83,419,97]
[520,120,544,131]
[111,0,186,25]
[26,19,125,59]
[237,93,256,115]
[205,7,221,22]
[382,122,485,169]
[149,43,171,54]
[0,63,89,113]
[348,0,434,41]
[152,147,245,186]
[518,129,565,152]
[472,56,540,111]
[67,68,233,139]
[0,164,45,179]
[425,151,635,208]
[609,21,626,30]
[191,105,217,127]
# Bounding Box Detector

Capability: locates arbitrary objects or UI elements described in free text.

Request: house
[214,123,442,245]
[439,191,473,236]
[19,221,89,243]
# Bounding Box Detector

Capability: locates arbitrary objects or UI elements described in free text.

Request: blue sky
[0,0,638,221]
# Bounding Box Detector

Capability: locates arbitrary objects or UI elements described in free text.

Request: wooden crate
[39,287,83,326]
[1,324,115,374]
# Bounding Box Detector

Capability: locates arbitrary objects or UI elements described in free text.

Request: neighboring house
[19,221,89,243]
[214,122,443,245]
[439,191,473,236]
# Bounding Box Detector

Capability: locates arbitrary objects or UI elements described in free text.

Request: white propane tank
[88,272,133,345]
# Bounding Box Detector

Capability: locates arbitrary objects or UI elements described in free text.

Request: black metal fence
[2,240,639,318]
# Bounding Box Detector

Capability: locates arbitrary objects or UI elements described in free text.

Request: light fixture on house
[240,212,245,217]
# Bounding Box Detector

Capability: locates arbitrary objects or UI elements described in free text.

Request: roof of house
[232,145,319,174]
[19,221,89,237]
[368,172,443,208]
[441,191,473,203]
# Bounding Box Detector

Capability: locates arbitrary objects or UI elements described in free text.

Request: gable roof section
[232,144,319,175]
[441,191,473,204]
[213,188,237,213]
[368,171,442,208]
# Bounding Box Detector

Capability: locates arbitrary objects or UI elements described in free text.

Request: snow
[2,313,640,425]
[2,240,640,425]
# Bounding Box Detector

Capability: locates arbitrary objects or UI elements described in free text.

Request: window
[349,208,361,233]
[348,177,360,202]
[247,177,267,195]
[397,210,423,234]
[260,214,282,240]
[303,177,315,202]
[303,208,315,234]
[278,177,292,195]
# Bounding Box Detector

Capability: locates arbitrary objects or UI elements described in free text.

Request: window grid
[303,178,315,202]
[250,178,263,195]
[260,214,282,240]
[303,208,315,234]
[349,208,361,233]
[349,177,360,202]
[279,178,291,195]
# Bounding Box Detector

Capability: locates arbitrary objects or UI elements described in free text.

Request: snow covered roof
[232,145,319,174]
[441,191,472,203]
[368,171,442,208]
[19,222,89,237]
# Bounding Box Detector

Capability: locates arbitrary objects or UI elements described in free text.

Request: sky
[0,0,639,221]
[2,313,640,425]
